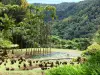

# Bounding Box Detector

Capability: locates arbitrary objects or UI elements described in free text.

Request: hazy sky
[27,0,84,4]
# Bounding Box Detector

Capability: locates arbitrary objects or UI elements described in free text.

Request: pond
[32,52,81,59]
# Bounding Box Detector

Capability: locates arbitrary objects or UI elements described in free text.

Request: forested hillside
[0,0,100,50]
[34,0,100,39]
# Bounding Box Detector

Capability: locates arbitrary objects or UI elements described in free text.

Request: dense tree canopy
[35,0,100,40]
[0,1,56,48]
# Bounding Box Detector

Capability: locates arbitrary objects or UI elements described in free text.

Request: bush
[84,51,100,75]
[65,40,77,49]
[82,43,100,56]
[46,65,85,75]
[46,64,100,75]
[87,50,100,64]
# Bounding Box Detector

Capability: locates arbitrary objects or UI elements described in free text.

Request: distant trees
[51,35,91,50]
[44,0,100,40]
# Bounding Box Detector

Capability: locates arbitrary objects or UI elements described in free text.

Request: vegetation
[0,0,99,50]
[46,50,100,75]
[0,0,100,75]
[94,30,100,45]
[35,0,100,40]
[51,36,91,50]
[83,43,100,56]
[83,29,100,56]
[0,1,56,49]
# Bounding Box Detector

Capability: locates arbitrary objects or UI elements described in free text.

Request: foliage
[46,64,100,75]
[46,51,100,75]
[87,50,100,64]
[46,65,84,75]
[73,38,91,50]
[0,14,15,39]
[0,1,56,48]
[47,0,100,39]
[51,36,75,49]
[83,43,100,56]
[0,38,12,48]
[51,36,91,50]
[51,36,61,48]
[34,0,100,40]
[0,0,98,50]
[94,30,100,45]
[1,0,29,8]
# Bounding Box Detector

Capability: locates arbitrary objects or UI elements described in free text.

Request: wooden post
[38,47,39,55]
[40,48,41,55]
[36,49,37,55]
[32,49,34,55]
[31,47,33,55]
[25,43,27,55]
[12,49,14,54]
[34,48,36,56]
[43,48,45,56]
[31,46,32,55]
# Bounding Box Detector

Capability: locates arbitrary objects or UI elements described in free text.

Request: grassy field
[0,48,82,75]
[51,48,82,53]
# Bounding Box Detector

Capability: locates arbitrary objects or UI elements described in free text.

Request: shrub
[84,51,100,75]
[45,65,85,75]
[87,50,100,64]
[65,40,77,49]
[82,43,100,56]
[46,63,100,75]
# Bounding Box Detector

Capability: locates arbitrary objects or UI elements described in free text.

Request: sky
[27,0,84,4]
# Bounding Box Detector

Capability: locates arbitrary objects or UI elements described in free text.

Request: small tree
[0,38,18,56]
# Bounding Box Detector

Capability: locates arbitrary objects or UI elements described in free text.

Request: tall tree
[0,14,15,39]
[1,0,28,7]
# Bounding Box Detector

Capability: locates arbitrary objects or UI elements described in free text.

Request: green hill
[34,0,100,39]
